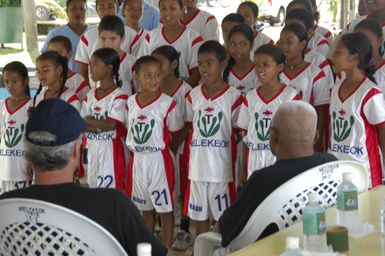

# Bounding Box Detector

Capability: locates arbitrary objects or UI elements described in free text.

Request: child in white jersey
[225,24,259,95]
[48,36,90,101]
[81,48,128,191]
[125,56,183,248]
[0,62,32,193]
[151,45,193,250]
[236,1,274,59]
[329,32,385,188]
[221,13,244,48]
[122,0,149,57]
[98,15,137,95]
[34,51,81,111]
[306,0,334,45]
[278,23,329,152]
[181,0,219,41]
[137,0,203,86]
[354,19,385,95]
[238,45,301,182]
[184,40,243,237]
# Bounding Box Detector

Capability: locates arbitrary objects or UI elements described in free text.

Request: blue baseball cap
[26,99,86,146]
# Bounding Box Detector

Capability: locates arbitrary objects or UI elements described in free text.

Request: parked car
[35,0,66,21]
[257,0,290,26]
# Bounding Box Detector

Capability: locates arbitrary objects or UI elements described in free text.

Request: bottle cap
[286,236,300,249]
[342,172,352,182]
[137,243,151,254]
[308,192,318,203]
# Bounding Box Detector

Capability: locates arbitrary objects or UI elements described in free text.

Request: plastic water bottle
[280,236,303,256]
[380,199,385,237]
[303,192,327,252]
[137,243,151,256]
[336,172,359,232]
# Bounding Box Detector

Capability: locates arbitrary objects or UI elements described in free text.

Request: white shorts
[0,180,29,194]
[126,149,174,213]
[185,180,236,221]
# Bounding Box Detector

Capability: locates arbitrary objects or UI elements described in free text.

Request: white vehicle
[257,0,291,26]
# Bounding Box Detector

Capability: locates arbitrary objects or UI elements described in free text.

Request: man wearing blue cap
[0,99,168,256]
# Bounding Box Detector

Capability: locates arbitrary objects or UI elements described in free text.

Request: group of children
[1,0,385,251]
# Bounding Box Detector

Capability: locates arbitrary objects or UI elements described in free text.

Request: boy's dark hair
[49,35,73,53]
[355,18,383,38]
[135,55,161,74]
[123,0,142,10]
[98,15,125,37]
[222,13,245,26]
[238,1,259,17]
[286,8,315,31]
[96,0,118,7]
[66,0,87,9]
[92,48,121,86]
[158,0,183,9]
[198,40,227,81]
[287,0,312,13]
[152,45,180,78]
[3,61,30,97]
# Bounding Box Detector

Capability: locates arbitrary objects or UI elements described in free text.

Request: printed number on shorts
[14,181,27,189]
[215,193,229,212]
[97,175,113,188]
[152,189,169,206]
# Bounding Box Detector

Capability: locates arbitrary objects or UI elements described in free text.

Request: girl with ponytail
[35,51,81,110]
[329,32,385,188]
[80,47,129,192]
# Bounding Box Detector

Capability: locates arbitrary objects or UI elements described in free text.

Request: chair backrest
[0,198,128,256]
[228,160,368,250]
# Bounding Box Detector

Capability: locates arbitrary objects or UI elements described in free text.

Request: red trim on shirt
[186,92,192,104]
[162,26,187,44]
[181,8,200,26]
[161,148,175,208]
[81,35,88,46]
[230,65,255,81]
[145,34,150,43]
[76,80,89,94]
[200,84,230,101]
[191,36,203,47]
[67,94,79,104]
[317,39,329,46]
[120,52,127,63]
[94,87,118,101]
[75,60,89,65]
[293,93,302,100]
[114,94,129,101]
[231,95,243,112]
[135,91,162,108]
[361,87,384,187]
[338,76,367,103]
[319,59,330,69]
[126,152,134,197]
[129,28,144,54]
[67,73,76,79]
[324,31,332,39]
[256,85,286,104]
[283,62,311,80]
[5,98,30,115]
[169,80,184,97]
[206,15,216,24]
[313,71,326,84]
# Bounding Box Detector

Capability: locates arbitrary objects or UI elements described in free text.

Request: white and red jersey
[238,86,300,176]
[185,85,243,182]
[81,87,128,190]
[66,72,90,101]
[181,8,219,41]
[126,93,183,153]
[118,52,137,95]
[137,26,203,81]
[75,26,137,87]
[280,62,330,107]
[228,66,259,95]
[308,32,330,56]
[0,98,32,181]
[129,28,149,57]
[375,60,385,95]
[305,48,335,90]
[328,76,385,187]
[313,24,334,46]
[341,15,367,34]
[250,31,274,60]
[35,86,81,111]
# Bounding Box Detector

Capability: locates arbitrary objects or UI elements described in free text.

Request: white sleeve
[315,43,330,57]
[363,89,385,125]
[108,93,129,124]
[80,92,92,118]
[188,33,203,72]
[75,34,90,65]
[203,16,219,41]
[185,92,193,123]
[312,70,330,106]
[237,97,250,131]
[167,101,184,132]
[231,94,243,128]
[136,34,151,58]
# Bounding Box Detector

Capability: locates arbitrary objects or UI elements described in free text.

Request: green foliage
[0,0,22,7]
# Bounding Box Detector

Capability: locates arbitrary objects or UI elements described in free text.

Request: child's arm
[315,105,328,152]
[84,116,117,133]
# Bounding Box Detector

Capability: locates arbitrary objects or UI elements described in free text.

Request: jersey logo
[130,114,155,144]
[3,120,24,148]
[197,107,223,138]
[93,106,108,120]
[332,109,354,142]
[254,110,272,141]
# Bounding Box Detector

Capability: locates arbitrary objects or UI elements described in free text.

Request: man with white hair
[0,99,168,256]
[217,101,337,247]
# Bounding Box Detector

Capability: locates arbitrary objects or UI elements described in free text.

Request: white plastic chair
[194,160,369,256]
[0,198,128,256]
